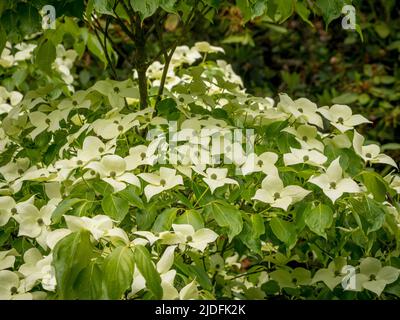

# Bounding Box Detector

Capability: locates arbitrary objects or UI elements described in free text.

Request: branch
[90,15,118,78]
[155,2,200,101]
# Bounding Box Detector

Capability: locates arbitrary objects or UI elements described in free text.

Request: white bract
[283,148,327,167]
[252,175,311,210]
[353,131,398,168]
[278,94,323,128]
[159,224,218,252]
[139,167,183,201]
[0,249,18,271]
[240,152,279,176]
[92,114,140,139]
[86,154,140,192]
[0,270,33,300]
[194,41,225,54]
[29,110,67,139]
[353,257,400,296]
[14,200,57,249]
[0,196,35,227]
[308,157,360,203]
[64,215,114,241]
[283,125,324,151]
[318,104,370,132]
[19,248,56,292]
[202,168,238,193]
[0,87,23,115]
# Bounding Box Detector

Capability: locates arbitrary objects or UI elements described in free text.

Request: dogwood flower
[353,131,398,168]
[308,157,360,203]
[241,152,279,176]
[384,174,400,194]
[0,158,30,185]
[14,43,36,62]
[54,44,77,69]
[283,124,324,151]
[57,91,91,110]
[133,231,159,246]
[92,114,140,140]
[0,43,14,67]
[64,215,114,241]
[269,268,312,288]
[86,155,140,192]
[19,249,56,291]
[0,87,23,115]
[171,45,202,66]
[0,270,33,300]
[139,167,183,201]
[311,258,348,290]
[90,80,140,109]
[202,168,238,193]
[0,196,34,227]
[318,104,371,132]
[278,94,323,128]
[284,148,327,167]
[55,136,116,179]
[124,145,157,170]
[14,200,57,249]
[353,257,400,296]
[217,60,243,86]
[29,110,68,139]
[252,175,311,210]
[159,224,218,252]
[194,41,225,54]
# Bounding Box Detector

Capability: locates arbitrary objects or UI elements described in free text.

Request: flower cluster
[0,41,399,300]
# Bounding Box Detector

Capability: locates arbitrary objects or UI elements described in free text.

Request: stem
[132,10,149,109]
[156,43,177,102]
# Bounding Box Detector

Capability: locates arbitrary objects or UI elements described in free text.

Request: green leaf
[174,209,204,230]
[18,3,41,35]
[251,214,265,237]
[270,217,297,248]
[361,171,388,202]
[374,22,390,39]
[101,194,129,222]
[273,0,295,23]
[239,219,262,255]
[156,98,179,120]
[36,39,56,74]
[152,207,178,233]
[92,180,114,196]
[207,200,243,242]
[130,0,160,20]
[53,231,95,299]
[295,1,313,27]
[117,185,144,209]
[52,198,85,224]
[74,259,104,299]
[305,204,333,239]
[134,245,163,299]
[332,92,358,104]
[103,246,135,299]
[349,196,386,234]
[316,0,344,28]
[87,33,107,66]
[93,0,114,15]
[0,25,6,54]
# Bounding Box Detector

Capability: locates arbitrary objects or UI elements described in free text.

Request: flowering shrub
[1,39,399,300]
